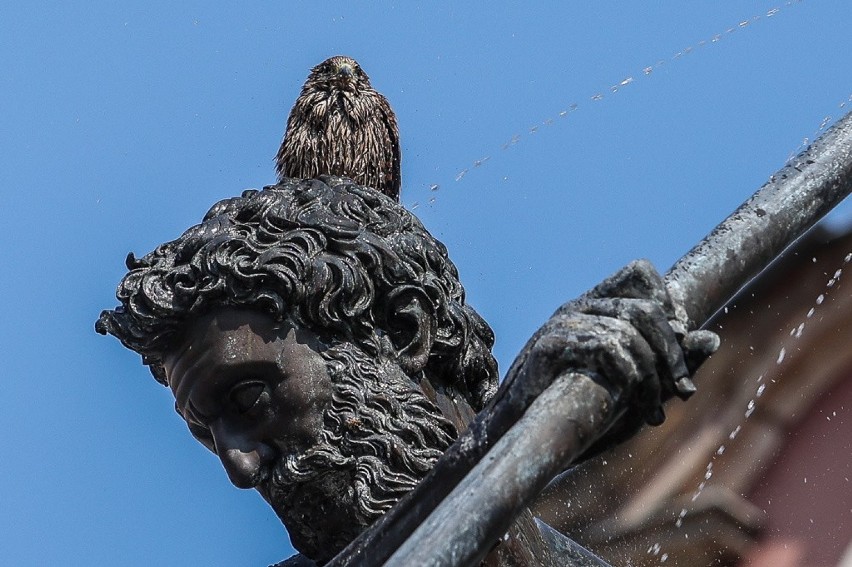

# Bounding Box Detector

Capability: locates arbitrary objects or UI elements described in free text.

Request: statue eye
[229,380,266,414]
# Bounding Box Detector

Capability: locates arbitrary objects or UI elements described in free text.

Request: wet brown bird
[275,56,401,201]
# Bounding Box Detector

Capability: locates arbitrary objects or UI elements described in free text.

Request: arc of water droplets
[669,251,851,551]
[410,1,806,212]
[786,92,852,164]
[657,102,852,561]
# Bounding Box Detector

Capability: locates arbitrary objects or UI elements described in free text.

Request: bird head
[308,55,371,93]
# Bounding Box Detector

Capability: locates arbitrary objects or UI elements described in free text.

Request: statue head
[96,177,498,561]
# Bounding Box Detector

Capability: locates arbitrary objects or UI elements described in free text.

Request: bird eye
[229,380,266,414]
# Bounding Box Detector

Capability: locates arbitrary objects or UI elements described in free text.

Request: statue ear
[384,287,436,375]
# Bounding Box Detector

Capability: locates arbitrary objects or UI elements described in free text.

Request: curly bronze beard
[276,55,401,201]
[262,343,457,563]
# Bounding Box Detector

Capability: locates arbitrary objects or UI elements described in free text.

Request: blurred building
[533,223,852,566]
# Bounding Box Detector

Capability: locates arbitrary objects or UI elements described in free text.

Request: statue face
[162,306,458,561]
[163,307,333,490]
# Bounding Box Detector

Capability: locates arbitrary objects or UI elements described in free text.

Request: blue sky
[2,2,851,565]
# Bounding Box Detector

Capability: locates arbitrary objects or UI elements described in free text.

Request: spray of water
[410,1,810,211]
[658,250,851,563]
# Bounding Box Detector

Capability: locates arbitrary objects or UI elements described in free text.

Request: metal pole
[384,372,612,567]
[666,110,852,329]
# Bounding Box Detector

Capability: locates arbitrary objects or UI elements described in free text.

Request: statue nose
[210,423,275,489]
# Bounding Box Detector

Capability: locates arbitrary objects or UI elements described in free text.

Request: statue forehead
[179,307,282,349]
[163,307,297,388]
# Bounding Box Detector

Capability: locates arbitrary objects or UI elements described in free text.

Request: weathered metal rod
[666,110,852,329]
[329,111,852,566]
[384,372,613,567]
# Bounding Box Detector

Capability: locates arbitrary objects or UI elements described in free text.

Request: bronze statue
[275,56,402,201]
[97,177,717,565]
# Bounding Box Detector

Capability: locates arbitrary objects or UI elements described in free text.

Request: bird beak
[336,62,354,79]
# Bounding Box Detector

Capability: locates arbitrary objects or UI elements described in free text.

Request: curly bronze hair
[96,176,497,410]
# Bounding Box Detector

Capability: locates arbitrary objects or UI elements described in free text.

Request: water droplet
[429,184,440,192]
[807,307,815,318]
[455,169,468,182]
[756,384,766,397]
[816,294,825,305]
[844,253,851,263]
[473,156,490,167]
[716,445,726,455]
[428,197,436,204]
[729,425,742,439]
[767,8,780,16]
[501,134,521,150]
[643,66,654,75]
[591,93,604,101]
[776,348,786,364]
[794,323,805,338]
[661,553,669,563]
